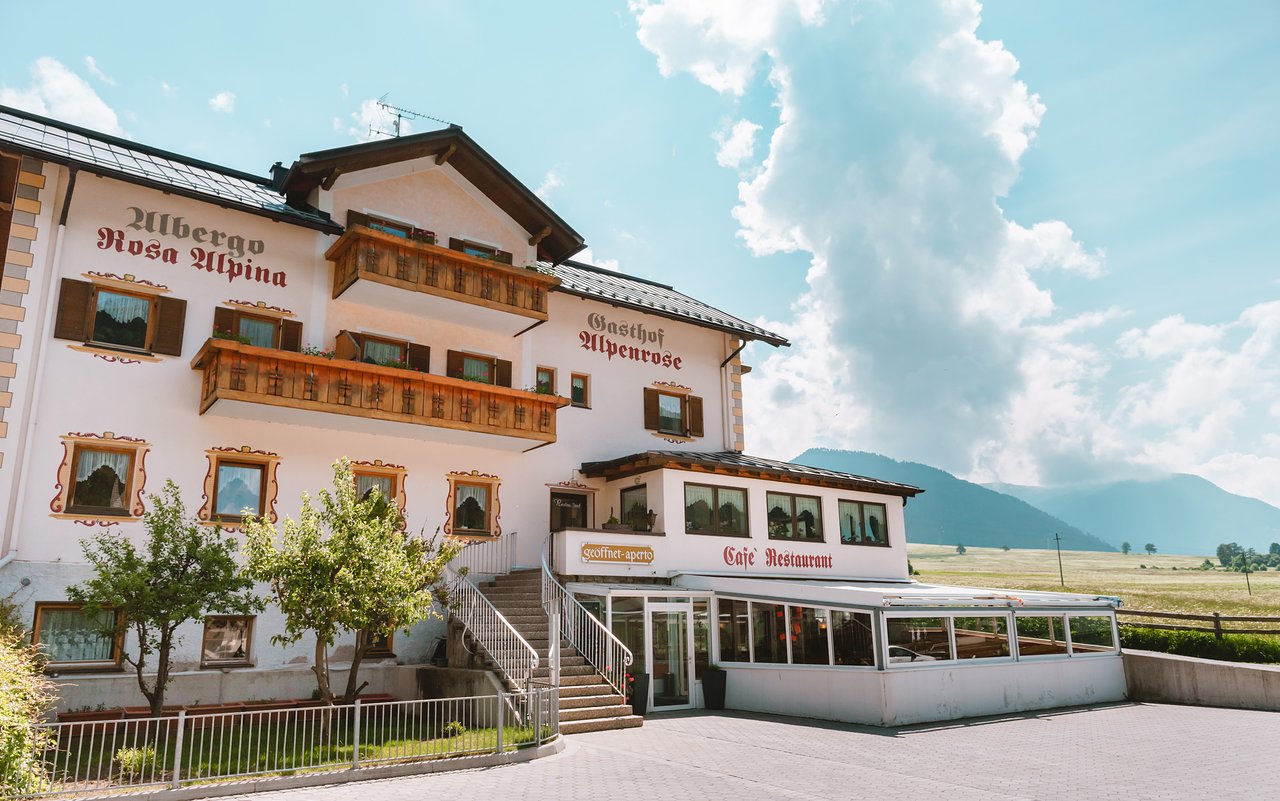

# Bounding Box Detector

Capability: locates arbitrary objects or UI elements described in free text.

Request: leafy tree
[0,632,55,796]
[243,459,461,705]
[68,480,261,715]
[1199,558,1215,570]
[955,543,967,555]
[1217,542,1244,567]
[1001,544,1011,552]
[1269,542,1280,557]
[1144,543,1157,555]
[1120,542,1131,555]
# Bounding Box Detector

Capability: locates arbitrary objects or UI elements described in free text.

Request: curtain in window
[684,485,714,531]
[717,488,747,534]
[795,496,822,539]
[864,504,887,544]
[73,449,130,509]
[462,357,493,383]
[238,317,276,348]
[96,292,149,324]
[455,484,489,531]
[93,291,149,348]
[362,339,403,365]
[657,394,683,433]
[356,474,393,500]
[41,608,115,664]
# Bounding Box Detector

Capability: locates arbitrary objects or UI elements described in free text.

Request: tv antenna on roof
[369,96,452,138]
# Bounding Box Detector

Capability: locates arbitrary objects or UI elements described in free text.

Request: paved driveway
[224,703,1275,801]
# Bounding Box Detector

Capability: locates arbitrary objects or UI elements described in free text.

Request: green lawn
[908,544,1280,617]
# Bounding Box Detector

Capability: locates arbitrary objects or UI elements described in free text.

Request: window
[54,278,187,356]
[642,388,704,438]
[1068,615,1117,654]
[68,446,135,516]
[33,603,121,670]
[347,210,434,244]
[359,629,396,658]
[831,610,875,666]
[355,472,395,502]
[790,606,831,666]
[751,602,787,664]
[448,236,513,265]
[351,460,407,516]
[886,616,953,663]
[362,336,406,365]
[202,616,253,667]
[619,485,649,531]
[1014,615,1069,657]
[335,331,429,371]
[550,491,589,531]
[447,471,501,537]
[446,350,512,387]
[535,366,556,395]
[213,461,266,521]
[953,616,1011,659]
[838,500,889,546]
[684,484,747,536]
[767,492,823,541]
[570,373,590,408]
[212,306,302,352]
[717,598,750,663]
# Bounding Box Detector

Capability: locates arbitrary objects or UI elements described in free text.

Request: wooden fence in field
[1116,609,1280,639]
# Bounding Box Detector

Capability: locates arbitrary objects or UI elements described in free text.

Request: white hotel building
[0,105,1125,730]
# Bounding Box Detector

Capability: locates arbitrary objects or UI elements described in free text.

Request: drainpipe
[1,167,75,567]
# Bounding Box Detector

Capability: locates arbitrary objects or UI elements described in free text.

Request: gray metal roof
[0,105,337,232]
[580,450,922,497]
[550,260,789,347]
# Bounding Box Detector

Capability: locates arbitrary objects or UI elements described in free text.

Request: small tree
[0,632,55,797]
[955,543,967,555]
[243,459,461,705]
[1120,542,1131,555]
[1269,542,1280,557]
[68,480,261,715]
[1144,543,1157,555]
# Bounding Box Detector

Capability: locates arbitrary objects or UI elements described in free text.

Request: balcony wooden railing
[325,225,560,321]
[192,339,569,443]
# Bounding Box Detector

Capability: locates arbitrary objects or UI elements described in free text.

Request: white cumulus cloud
[208,90,236,113]
[0,57,124,135]
[714,119,762,168]
[83,56,115,86]
[348,99,406,142]
[535,169,563,200]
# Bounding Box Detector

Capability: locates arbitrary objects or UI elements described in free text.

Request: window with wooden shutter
[56,278,188,357]
[407,343,431,372]
[643,388,705,438]
[54,278,94,342]
[447,237,513,266]
[211,306,301,352]
[447,349,506,385]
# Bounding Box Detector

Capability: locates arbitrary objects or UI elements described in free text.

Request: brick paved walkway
[221,703,1276,801]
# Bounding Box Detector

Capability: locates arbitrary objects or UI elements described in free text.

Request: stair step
[532,664,598,678]
[560,715,645,735]
[559,683,615,698]
[559,693,625,709]
[559,673,613,687]
[559,704,633,722]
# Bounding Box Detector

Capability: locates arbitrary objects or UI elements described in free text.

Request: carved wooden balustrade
[192,339,568,442]
[325,225,559,321]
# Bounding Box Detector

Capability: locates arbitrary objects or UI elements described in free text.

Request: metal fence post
[170,711,186,789]
[495,691,504,754]
[534,687,543,746]
[352,699,362,769]
[549,608,561,686]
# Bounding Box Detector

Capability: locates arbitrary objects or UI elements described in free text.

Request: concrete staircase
[478,569,642,735]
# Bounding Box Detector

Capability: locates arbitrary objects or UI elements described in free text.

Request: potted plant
[626,670,649,716]
[601,508,632,532]
[702,663,727,710]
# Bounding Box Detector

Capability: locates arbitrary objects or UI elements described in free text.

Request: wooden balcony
[325,225,561,335]
[192,339,569,446]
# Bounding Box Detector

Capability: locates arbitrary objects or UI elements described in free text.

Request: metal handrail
[541,535,633,695]
[451,532,518,582]
[445,550,538,693]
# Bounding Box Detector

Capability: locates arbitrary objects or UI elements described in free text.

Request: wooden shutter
[407,343,431,372]
[151,296,187,356]
[448,237,466,253]
[212,306,235,339]
[53,278,93,342]
[279,319,303,352]
[643,388,660,431]
[446,350,464,379]
[686,395,705,438]
[334,330,361,361]
[495,359,512,388]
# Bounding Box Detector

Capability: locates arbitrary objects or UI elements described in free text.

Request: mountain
[990,475,1280,556]
[793,449,1117,552]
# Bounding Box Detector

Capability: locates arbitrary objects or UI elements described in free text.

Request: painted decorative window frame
[445,470,501,539]
[351,459,408,514]
[197,446,281,528]
[31,601,125,672]
[68,273,172,362]
[49,432,150,524]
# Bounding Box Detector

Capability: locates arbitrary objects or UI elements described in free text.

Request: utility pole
[1244,565,1253,596]
[1053,533,1065,587]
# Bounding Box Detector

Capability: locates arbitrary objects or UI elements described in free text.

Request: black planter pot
[702,667,727,710]
[629,672,650,715]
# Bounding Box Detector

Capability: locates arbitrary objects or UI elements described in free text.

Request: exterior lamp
[647,509,657,531]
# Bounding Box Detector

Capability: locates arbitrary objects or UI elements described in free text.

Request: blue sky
[3,1,1278,505]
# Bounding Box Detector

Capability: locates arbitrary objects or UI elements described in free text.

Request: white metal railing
[451,532,518,582]
[24,689,559,799]
[446,558,539,693]
[541,535,633,695]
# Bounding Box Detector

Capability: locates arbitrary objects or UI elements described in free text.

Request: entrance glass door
[648,603,692,710]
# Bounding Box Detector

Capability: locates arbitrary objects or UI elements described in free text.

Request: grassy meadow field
[908,544,1280,617]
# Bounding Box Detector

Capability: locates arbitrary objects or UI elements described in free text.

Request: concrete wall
[723,655,1128,727]
[1123,649,1280,712]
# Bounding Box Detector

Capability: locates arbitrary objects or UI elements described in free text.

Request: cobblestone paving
[222,703,1277,801]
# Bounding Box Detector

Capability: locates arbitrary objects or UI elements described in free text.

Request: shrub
[0,631,55,797]
[1120,626,1280,664]
[443,720,467,737]
[113,745,160,782]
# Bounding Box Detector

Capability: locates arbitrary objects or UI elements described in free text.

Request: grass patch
[1120,626,1280,664]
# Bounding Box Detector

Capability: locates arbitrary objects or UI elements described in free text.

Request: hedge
[1120,625,1280,664]
[0,631,56,796]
